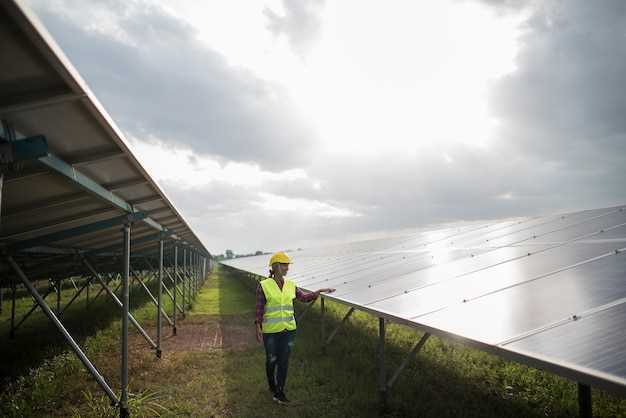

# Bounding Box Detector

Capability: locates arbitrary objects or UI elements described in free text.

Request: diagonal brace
[142,268,184,315]
[12,286,55,335]
[325,307,355,346]
[59,276,93,316]
[82,258,157,350]
[162,268,185,314]
[6,256,118,405]
[386,332,430,390]
[130,269,173,326]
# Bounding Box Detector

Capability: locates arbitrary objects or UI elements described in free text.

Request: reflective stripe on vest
[264,305,295,313]
[260,278,297,333]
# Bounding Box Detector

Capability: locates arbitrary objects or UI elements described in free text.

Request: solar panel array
[1,1,211,411]
[224,206,626,396]
[0,1,209,284]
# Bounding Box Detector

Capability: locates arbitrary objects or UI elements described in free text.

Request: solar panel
[1,2,212,413]
[223,205,626,396]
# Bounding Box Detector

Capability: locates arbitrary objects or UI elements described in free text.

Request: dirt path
[130,314,257,353]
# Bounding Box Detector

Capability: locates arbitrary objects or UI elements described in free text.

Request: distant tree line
[214,249,268,261]
[214,248,303,261]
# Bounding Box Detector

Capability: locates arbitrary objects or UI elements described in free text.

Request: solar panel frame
[224,206,626,398]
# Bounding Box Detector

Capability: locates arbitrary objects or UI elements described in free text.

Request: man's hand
[317,288,336,294]
[255,324,263,343]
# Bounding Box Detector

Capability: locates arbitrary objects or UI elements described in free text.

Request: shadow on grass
[217,266,579,418]
[0,274,174,392]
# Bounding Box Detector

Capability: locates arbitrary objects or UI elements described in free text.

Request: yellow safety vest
[260,278,297,333]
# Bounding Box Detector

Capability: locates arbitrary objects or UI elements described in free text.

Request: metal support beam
[173,245,178,333]
[3,193,90,220]
[578,383,592,418]
[325,307,355,346]
[35,151,173,238]
[69,150,125,167]
[6,256,118,405]
[39,153,134,212]
[82,258,157,350]
[120,225,130,418]
[11,212,147,251]
[0,92,85,116]
[378,317,387,410]
[156,239,164,358]
[386,333,430,390]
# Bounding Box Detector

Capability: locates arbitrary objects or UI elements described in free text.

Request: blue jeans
[263,330,296,393]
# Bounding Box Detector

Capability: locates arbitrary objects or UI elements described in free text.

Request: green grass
[1,266,625,417]
[190,273,254,316]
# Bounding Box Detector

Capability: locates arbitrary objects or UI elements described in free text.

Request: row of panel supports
[3,222,210,417]
[316,296,594,418]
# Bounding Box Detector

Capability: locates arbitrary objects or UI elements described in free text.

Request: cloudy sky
[25,0,626,254]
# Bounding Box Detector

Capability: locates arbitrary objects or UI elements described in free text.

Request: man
[255,251,335,404]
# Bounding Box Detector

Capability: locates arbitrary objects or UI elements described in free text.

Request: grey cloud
[489,1,626,162]
[25,0,626,254]
[155,0,626,251]
[264,0,325,57]
[28,0,316,170]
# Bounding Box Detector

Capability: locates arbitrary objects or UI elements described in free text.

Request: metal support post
[386,333,430,390]
[182,248,186,310]
[10,279,16,339]
[173,245,178,333]
[191,251,195,296]
[55,280,62,315]
[156,239,164,358]
[325,307,355,346]
[141,259,184,315]
[191,251,195,297]
[185,248,191,308]
[378,317,387,411]
[578,383,592,418]
[82,258,157,349]
[177,249,184,317]
[6,256,119,405]
[120,224,130,418]
[194,251,198,295]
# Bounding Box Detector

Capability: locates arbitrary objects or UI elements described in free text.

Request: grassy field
[1,266,625,417]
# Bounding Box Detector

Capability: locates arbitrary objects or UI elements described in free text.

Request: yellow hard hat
[269,251,291,266]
